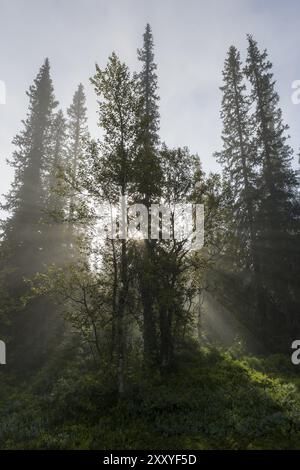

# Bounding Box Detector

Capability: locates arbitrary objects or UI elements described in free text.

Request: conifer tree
[134,24,162,365]
[0,59,58,367]
[2,59,57,272]
[245,36,300,345]
[135,23,161,200]
[44,109,68,263]
[67,84,89,222]
[216,46,258,273]
[215,46,266,337]
[137,24,159,140]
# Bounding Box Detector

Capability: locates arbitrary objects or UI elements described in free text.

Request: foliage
[1,347,300,449]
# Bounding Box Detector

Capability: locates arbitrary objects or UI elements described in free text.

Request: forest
[0,23,300,450]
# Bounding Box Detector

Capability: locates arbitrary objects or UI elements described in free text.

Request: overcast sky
[1,0,300,216]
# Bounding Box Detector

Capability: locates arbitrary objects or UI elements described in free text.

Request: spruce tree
[2,59,57,273]
[245,36,300,346]
[44,109,68,263]
[216,46,258,273]
[134,24,162,365]
[135,23,161,200]
[137,24,159,140]
[215,46,267,339]
[0,59,58,368]
[67,84,89,222]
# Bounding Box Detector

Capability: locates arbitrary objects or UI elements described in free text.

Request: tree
[216,46,258,270]
[137,23,159,139]
[134,24,162,365]
[245,36,300,347]
[44,109,68,264]
[90,53,140,393]
[0,59,59,368]
[155,145,201,369]
[214,45,267,341]
[67,84,89,224]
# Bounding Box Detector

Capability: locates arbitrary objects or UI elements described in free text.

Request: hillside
[1,346,300,450]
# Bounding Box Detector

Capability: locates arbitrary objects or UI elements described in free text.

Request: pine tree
[216,46,258,273]
[135,23,162,201]
[2,59,57,273]
[137,24,159,140]
[215,46,267,338]
[0,59,58,368]
[67,84,89,222]
[245,36,300,346]
[134,24,162,365]
[44,109,68,263]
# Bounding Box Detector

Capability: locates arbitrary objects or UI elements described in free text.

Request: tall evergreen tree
[216,46,258,272]
[135,23,161,200]
[245,36,300,346]
[67,84,89,222]
[215,46,267,340]
[134,24,162,365]
[0,59,58,368]
[44,109,68,263]
[2,59,57,274]
[137,23,159,141]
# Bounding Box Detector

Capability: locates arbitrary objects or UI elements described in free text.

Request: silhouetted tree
[0,59,59,369]
[245,36,300,347]
[134,24,162,365]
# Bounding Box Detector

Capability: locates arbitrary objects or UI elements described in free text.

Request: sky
[1,0,300,217]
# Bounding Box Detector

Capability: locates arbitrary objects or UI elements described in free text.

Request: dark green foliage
[0,59,61,370]
[1,59,58,279]
[137,23,159,145]
[1,26,300,451]
[215,38,300,352]
[44,109,68,263]
[1,347,300,450]
[244,36,300,347]
[216,46,257,270]
[67,83,89,223]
